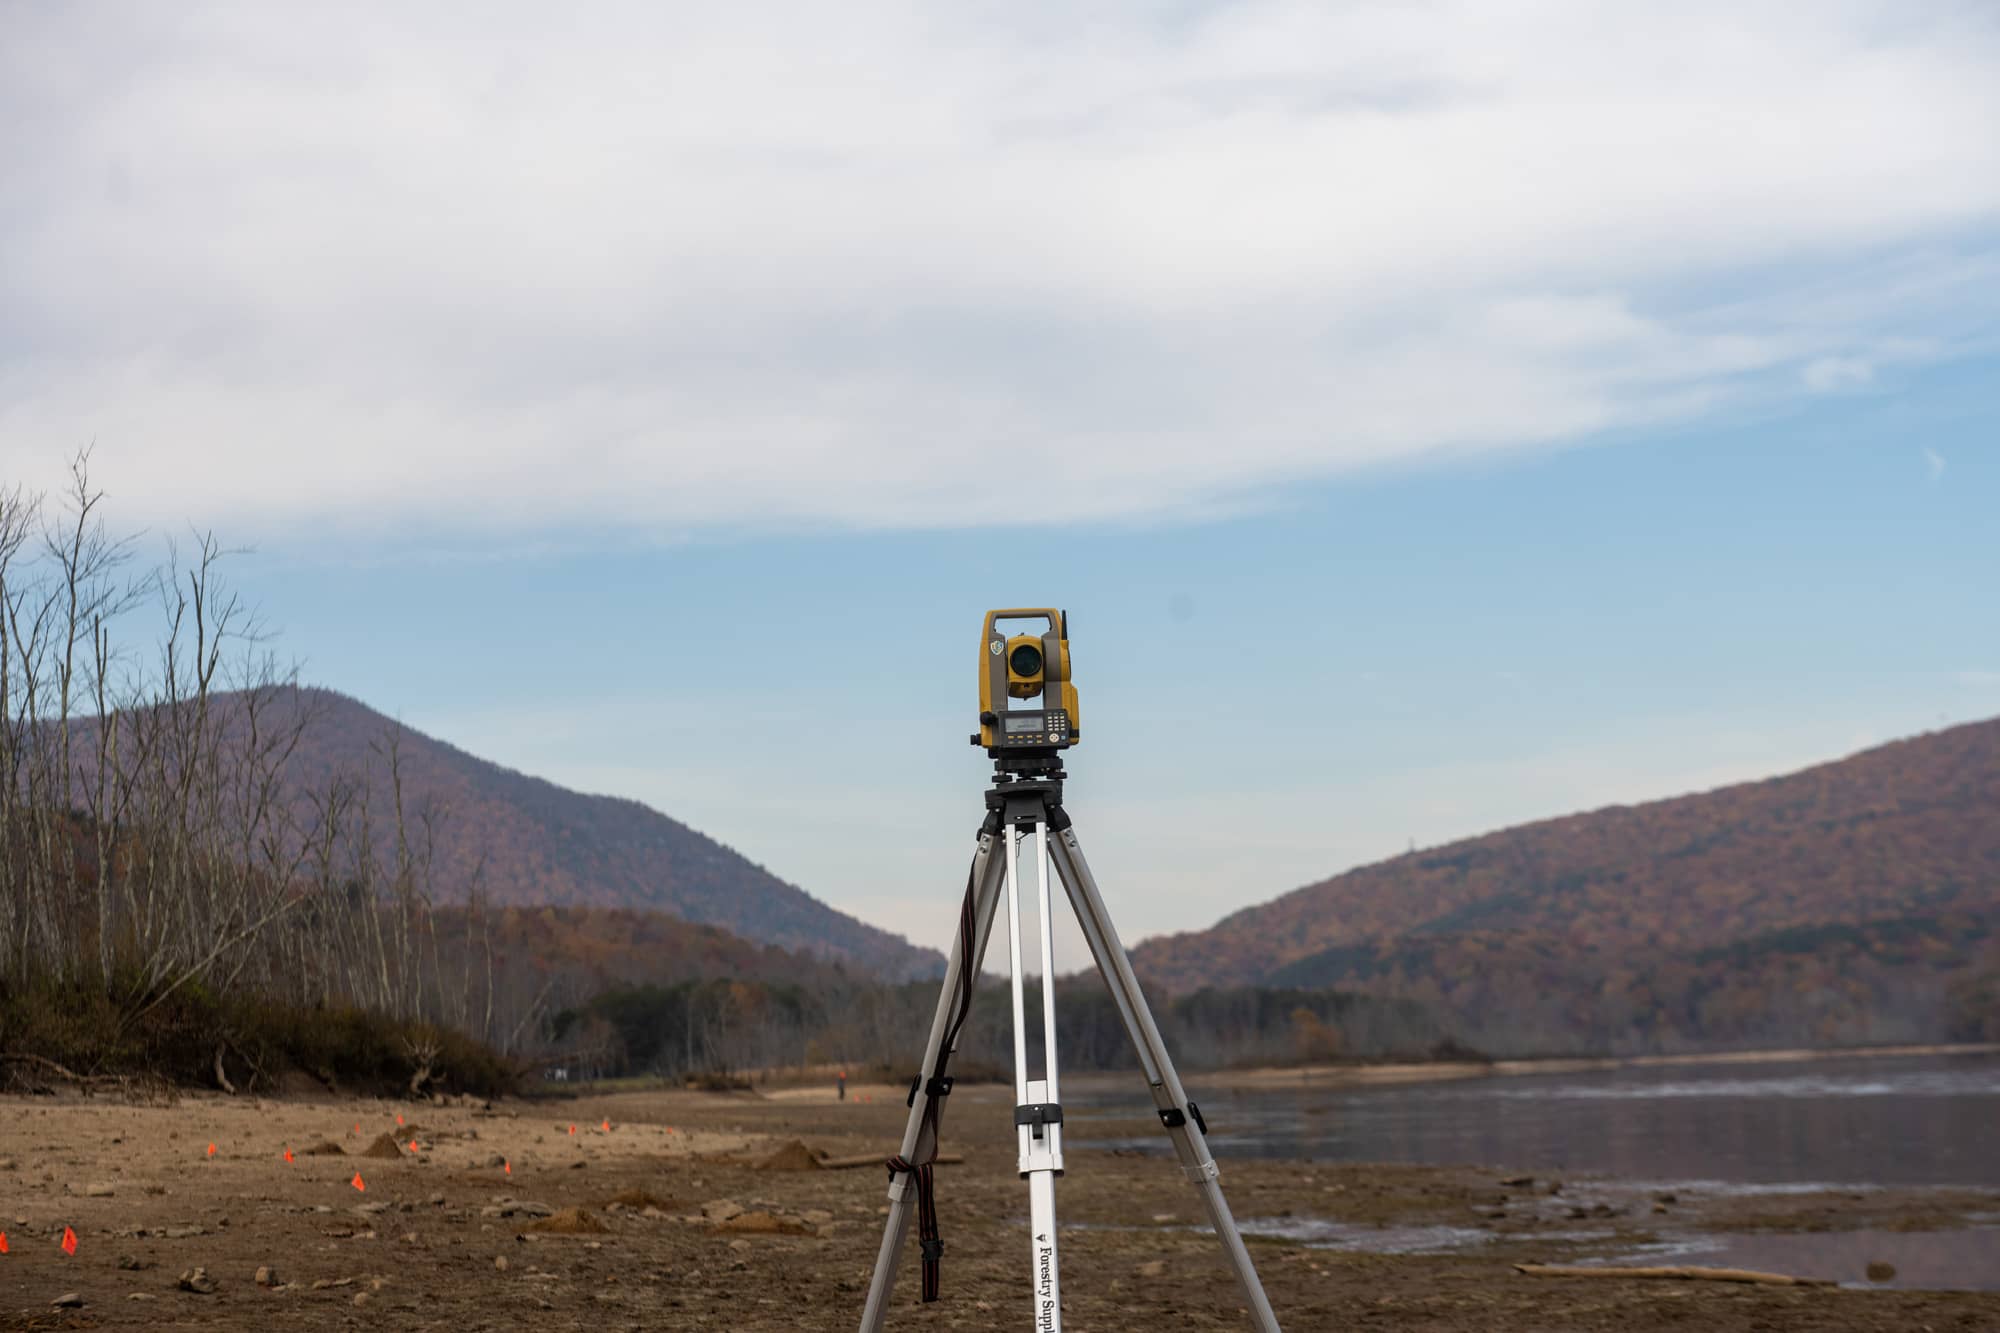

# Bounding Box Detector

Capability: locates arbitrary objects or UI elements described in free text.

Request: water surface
[1069,1050,2000,1188]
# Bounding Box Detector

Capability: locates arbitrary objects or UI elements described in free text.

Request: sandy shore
[1,1082,1995,1330]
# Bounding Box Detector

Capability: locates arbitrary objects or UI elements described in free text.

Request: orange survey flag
[206,1142,217,1157]
[568,1123,576,1136]
[283,1148,294,1163]
[408,1140,419,1154]
[395,1114,405,1126]
[601,1118,611,1132]
[61,1227,78,1255]
[503,1160,512,1175]
[0,1230,10,1253]
[351,1172,366,1192]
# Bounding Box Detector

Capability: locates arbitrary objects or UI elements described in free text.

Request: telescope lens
[1009,643,1044,677]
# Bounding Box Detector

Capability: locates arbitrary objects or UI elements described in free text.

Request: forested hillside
[1133,719,2000,1053]
[74,687,940,981]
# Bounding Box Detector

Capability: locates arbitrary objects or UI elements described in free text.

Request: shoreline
[1212,1039,2000,1089]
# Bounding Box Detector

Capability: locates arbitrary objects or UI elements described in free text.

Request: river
[1073,1048,2000,1189]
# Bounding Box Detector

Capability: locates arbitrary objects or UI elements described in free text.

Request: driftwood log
[1514,1263,1834,1287]
[818,1151,965,1171]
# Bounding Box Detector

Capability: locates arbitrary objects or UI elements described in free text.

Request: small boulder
[255,1265,281,1288]
[1866,1260,1897,1282]
[525,1207,608,1235]
[52,1292,84,1309]
[178,1267,218,1294]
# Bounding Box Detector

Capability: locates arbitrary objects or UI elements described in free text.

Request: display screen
[1004,715,1041,734]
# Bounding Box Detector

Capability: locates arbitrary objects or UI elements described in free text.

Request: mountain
[1130,718,2000,1052]
[211,687,940,979]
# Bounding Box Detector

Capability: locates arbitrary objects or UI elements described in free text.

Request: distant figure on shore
[838,1069,847,1101]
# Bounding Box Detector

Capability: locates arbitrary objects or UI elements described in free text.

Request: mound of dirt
[603,1188,676,1210]
[360,1133,406,1160]
[526,1207,609,1235]
[298,1141,346,1157]
[717,1210,815,1236]
[752,1139,825,1171]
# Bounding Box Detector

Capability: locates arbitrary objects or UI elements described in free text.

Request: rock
[117,1255,153,1271]
[1866,1260,1897,1282]
[178,1267,218,1294]
[52,1292,84,1309]
[568,1160,586,1170]
[494,1256,509,1272]
[1137,1260,1167,1278]
[82,1182,116,1197]
[360,1133,406,1160]
[255,1265,281,1287]
[525,1207,609,1235]
[801,1209,834,1226]
[727,1238,752,1251]
[701,1200,743,1223]
[299,1141,346,1157]
[161,1225,205,1239]
[1500,1175,1534,1188]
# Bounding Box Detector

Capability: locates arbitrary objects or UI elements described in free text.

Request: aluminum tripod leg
[1005,821,1066,1330]
[858,826,1007,1332]
[1048,825,1283,1333]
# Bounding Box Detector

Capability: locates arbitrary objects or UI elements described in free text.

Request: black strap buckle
[1013,1102,1064,1127]
[1159,1102,1210,1133]
[907,1073,956,1107]
[920,1238,945,1261]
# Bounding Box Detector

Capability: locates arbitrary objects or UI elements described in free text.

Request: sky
[3,2,1997,960]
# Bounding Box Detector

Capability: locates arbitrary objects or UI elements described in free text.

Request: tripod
[858,758,1282,1332]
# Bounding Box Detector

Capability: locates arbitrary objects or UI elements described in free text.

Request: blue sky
[3,3,1997,957]
[213,352,1998,954]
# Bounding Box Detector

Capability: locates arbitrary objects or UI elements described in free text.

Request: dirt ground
[2,1078,1996,1331]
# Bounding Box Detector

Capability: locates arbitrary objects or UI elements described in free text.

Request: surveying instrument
[858,609,1282,1331]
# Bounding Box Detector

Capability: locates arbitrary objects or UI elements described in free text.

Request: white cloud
[1924,446,1947,480]
[2,1,1997,539]
[1803,356,1875,392]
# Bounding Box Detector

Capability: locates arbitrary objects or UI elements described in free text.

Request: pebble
[52,1292,83,1309]
[256,1265,281,1287]
[178,1267,218,1295]
[494,1256,509,1272]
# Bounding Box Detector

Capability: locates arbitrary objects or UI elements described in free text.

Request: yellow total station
[974,608,1081,752]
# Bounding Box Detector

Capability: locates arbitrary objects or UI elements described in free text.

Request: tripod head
[971,608,1081,758]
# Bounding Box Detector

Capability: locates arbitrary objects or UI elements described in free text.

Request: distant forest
[1134,713,2000,1055]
